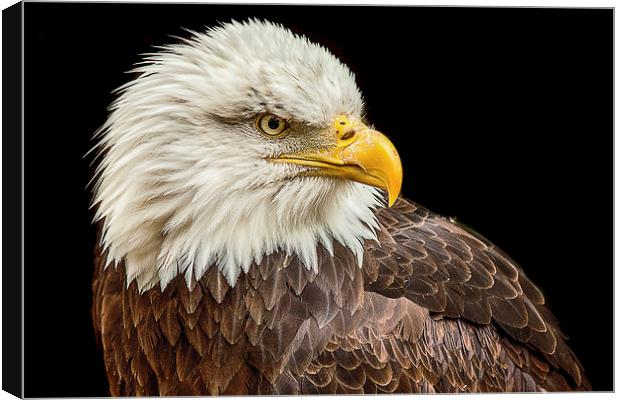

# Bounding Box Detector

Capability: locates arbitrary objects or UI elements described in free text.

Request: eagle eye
[257,114,289,136]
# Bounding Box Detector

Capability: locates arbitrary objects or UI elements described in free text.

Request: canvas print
[16,3,612,397]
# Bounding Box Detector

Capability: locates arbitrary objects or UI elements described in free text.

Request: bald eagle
[91,20,588,395]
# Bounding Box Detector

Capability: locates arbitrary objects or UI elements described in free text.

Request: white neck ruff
[97,172,383,292]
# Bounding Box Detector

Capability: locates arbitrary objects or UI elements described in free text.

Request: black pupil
[267,117,281,130]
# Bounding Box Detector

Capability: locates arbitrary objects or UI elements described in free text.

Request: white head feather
[91,20,383,291]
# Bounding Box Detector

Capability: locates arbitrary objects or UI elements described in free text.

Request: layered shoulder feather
[363,197,588,391]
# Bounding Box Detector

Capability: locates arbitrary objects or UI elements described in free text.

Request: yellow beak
[272,115,403,207]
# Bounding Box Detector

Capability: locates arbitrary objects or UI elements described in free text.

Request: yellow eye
[257,114,288,136]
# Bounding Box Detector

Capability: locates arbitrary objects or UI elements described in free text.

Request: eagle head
[92,20,403,291]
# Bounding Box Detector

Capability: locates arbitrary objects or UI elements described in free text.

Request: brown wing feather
[298,291,585,393]
[364,197,589,390]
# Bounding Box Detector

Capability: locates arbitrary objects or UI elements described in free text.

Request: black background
[24,3,612,396]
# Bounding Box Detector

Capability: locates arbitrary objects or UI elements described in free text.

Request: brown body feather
[92,198,589,395]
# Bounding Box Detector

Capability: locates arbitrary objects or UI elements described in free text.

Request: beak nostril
[341,131,355,141]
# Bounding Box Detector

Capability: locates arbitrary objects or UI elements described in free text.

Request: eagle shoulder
[364,197,589,390]
[92,199,590,394]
